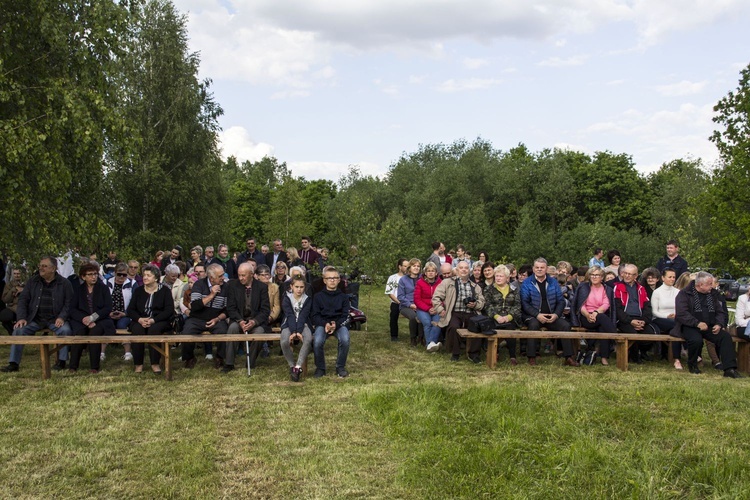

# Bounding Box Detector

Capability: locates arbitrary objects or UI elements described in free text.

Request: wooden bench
[0,329,290,381]
[458,329,750,373]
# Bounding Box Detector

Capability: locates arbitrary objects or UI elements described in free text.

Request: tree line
[2,1,749,280]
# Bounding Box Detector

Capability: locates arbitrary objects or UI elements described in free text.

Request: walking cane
[245,328,252,376]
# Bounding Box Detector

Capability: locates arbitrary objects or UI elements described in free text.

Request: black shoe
[260,343,270,358]
[688,363,701,375]
[469,356,481,364]
[52,361,66,371]
[0,362,19,373]
[390,337,398,342]
[724,369,743,379]
[629,353,642,364]
[337,368,349,378]
[640,352,652,362]
[714,362,724,371]
[221,364,234,374]
[314,369,326,378]
[291,367,301,382]
[450,354,460,362]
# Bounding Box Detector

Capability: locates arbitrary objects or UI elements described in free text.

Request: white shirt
[735,294,750,328]
[651,284,678,319]
[385,273,402,303]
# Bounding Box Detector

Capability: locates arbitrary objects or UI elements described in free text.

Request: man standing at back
[520,258,579,367]
[656,240,688,278]
[265,239,288,270]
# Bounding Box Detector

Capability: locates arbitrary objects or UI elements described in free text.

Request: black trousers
[0,308,16,334]
[682,326,737,370]
[70,324,106,371]
[131,321,172,366]
[494,322,517,358]
[389,302,400,339]
[617,316,659,355]
[448,311,480,357]
[524,317,574,358]
[578,313,616,358]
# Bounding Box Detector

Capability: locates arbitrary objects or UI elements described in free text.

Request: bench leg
[164,342,173,381]
[737,342,750,374]
[616,339,629,371]
[668,341,675,363]
[486,339,498,369]
[40,345,51,380]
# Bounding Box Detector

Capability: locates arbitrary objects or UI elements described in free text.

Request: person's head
[176,261,187,277]
[142,264,161,285]
[397,258,408,274]
[547,265,558,277]
[661,268,677,287]
[89,252,98,262]
[621,264,639,285]
[322,266,340,291]
[407,258,421,277]
[494,264,510,286]
[127,260,140,277]
[431,241,441,254]
[164,264,180,284]
[423,261,438,281]
[440,263,453,279]
[218,244,229,259]
[518,264,532,283]
[237,262,255,286]
[289,266,306,279]
[666,240,680,258]
[171,246,182,260]
[256,264,272,283]
[533,258,548,281]
[206,263,225,286]
[482,261,495,280]
[114,262,129,284]
[585,265,604,285]
[204,246,214,259]
[261,245,269,255]
[273,239,283,252]
[286,246,299,261]
[675,271,695,290]
[193,263,206,280]
[604,270,616,282]
[456,244,466,258]
[607,249,621,266]
[301,236,311,250]
[478,251,489,263]
[108,250,117,260]
[11,268,22,281]
[593,248,603,259]
[275,261,288,278]
[506,263,516,280]
[640,267,661,289]
[245,238,257,252]
[577,265,589,279]
[456,260,470,280]
[472,261,483,279]
[556,261,572,276]
[438,242,445,255]
[694,271,714,294]
[154,250,164,262]
[245,258,257,275]
[38,256,57,281]
[190,246,203,262]
[79,262,100,286]
[320,247,329,259]
[290,275,306,296]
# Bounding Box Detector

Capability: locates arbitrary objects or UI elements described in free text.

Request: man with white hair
[224,262,270,373]
[672,271,741,378]
[181,263,228,369]
[613,263,659,363]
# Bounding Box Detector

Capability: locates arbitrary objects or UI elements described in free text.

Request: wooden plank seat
[457,328,749,373]
[0,329,289,381]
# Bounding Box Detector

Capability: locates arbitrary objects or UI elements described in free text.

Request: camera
[463,297,474,306]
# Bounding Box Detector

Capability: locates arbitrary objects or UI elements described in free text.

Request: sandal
[674,360,683,370]
[151,364,162,375]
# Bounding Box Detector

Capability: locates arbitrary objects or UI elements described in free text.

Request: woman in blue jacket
[397,258,421,346]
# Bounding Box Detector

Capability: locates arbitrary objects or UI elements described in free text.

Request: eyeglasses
[590,274,603,278]
[116,273,128,277]
[84,272,98,277]
[325,277,340,281]
[128,265,139,269]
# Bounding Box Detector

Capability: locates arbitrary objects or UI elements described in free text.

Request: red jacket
[414,276,442,312]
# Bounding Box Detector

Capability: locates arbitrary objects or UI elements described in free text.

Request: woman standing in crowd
[481,261,496,292]
[397,258,422,347]
[274,261,290,287]
[0,268,24,334]
[413,262,443,352]
[483,265,521,365]
[188,246,204,271]
[126,265,174,374]
[69,263,115,373]
[280,276,313,382]
[650,268,683,369]
[639,267,662,300]
[470,261,483,284]
[149,250,164,268]
[477,251,489,266]
[604,250,621,276]
[286,247,304,269]
[570,266,617,366]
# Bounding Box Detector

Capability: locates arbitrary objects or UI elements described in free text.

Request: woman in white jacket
[735,289,750,341]
[651,268,682,369]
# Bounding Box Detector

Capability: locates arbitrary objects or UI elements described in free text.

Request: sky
[173,0,750,181]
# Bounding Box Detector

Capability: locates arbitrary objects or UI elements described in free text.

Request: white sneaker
[123,352,133,362]
[100,352,106,362]
[435,342,442,351]
[205,354,214,360]
[426,342,438,353]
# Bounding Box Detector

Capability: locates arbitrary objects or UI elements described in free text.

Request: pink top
[583,285,609,313]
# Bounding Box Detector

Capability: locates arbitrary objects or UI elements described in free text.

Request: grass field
[1,286,749,499]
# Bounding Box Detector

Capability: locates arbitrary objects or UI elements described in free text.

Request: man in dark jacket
[312,266,351,378]
[181,263,228,369]
[672,272,741,378]
[224,262,270,373]
[1,256,74,372]
[656,240,688,278]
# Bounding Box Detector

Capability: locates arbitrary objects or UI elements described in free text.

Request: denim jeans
[313,326,350,373]
[10,320,73,365]
[416,310,441,344]
[115,317,132,330]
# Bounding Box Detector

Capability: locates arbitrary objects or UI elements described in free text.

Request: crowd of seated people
[386,239,743,378]
[0,237,347,381]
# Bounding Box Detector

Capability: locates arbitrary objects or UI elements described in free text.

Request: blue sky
[174,0,750,181]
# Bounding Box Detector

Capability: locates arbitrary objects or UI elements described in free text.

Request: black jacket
[570,282,617,328]
[126,285,175,324]
[672,281,727,338]
[17,273,74,322]
[225,278,270,327]
[311,288,350,329]
[70,280,116,334]
[281,292,312,332]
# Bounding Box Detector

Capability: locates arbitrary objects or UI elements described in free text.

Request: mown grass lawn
[1,286,749,499]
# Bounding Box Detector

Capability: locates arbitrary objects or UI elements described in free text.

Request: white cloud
[288,161,386,181]
[219,126,275,163]
[537,54,588,67]
[436,78,503,92]
[655,80,707,97]
[463,57,489,69]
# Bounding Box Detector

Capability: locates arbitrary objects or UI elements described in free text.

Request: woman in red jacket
[414,261,443,353]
